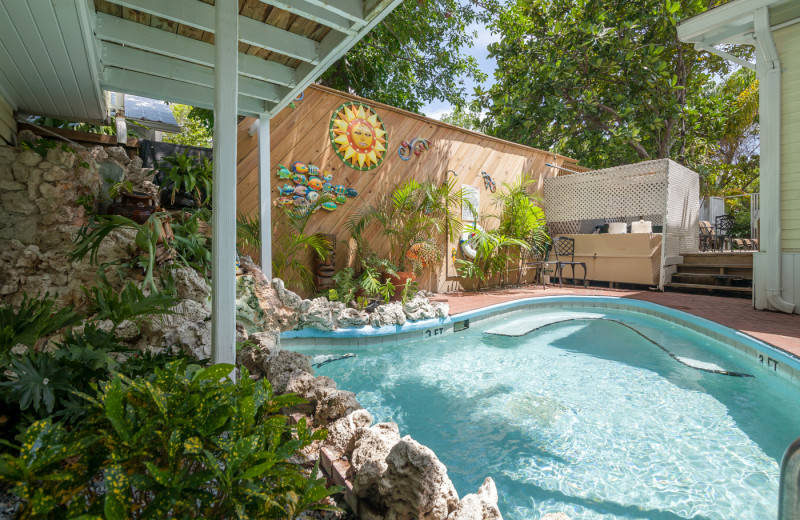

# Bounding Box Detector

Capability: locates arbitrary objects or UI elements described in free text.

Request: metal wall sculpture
[329,102,388,171]
[398,137,431,161]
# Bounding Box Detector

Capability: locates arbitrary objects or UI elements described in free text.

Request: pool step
[485,311,606,337]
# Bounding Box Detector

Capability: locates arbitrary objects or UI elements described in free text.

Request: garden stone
[272,278,303,309]
[371,302,407,327]
[27,168,42,200]
[264,349,313,393]
[380,436,460,520]
[250,329,280,354]
[43,166,71,182]
[17,150,41,167]
[105,146,130,165]
[350,422,403,503]
[314,388,361,426]
[2,193,37,215]
[322,409,373,454]
[403,294,438,321]
[285,372,338,415]
[336,307,371,328]
[446,478,502,520]
[172,266,210,302]
[299,297,336,331]
[46,146,75,169]
[0,180,25,191]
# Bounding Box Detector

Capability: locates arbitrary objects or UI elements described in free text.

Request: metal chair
[522,241,551,289]
[714,215,735,252]
[699,220,715,252]
[552,237,587,288]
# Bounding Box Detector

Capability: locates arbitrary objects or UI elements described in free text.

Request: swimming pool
[289,302,800,519]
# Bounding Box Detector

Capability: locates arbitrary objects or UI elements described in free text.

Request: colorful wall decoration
[398,137,431,161]
[273,161,359,216]
[329,102,388,171]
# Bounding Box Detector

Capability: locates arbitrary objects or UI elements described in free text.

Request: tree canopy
[318,0,497,113]
[478,0,753,170]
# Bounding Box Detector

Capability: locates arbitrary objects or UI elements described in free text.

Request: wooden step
[680,254,753,266]
[665,282,752,293]
[676,263,753,269]
[671,273,753,282]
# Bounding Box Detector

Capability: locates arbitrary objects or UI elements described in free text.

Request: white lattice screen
[543,159,700,288]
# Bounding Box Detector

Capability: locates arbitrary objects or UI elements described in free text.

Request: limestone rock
[371,302,407,328]
[446,478,502,520]
[336,306,371,328]
[299,297,336,331]
[171,266,210,302]
[403,294,439,321]
[350,422,403,501]
[104,146,131,165]
[322,409,373,454]
[284,371,337,414]
[314,388,361,426]
[264,349,313,393]
[45,146,76,169]
[381,436,460,520]
[272,278,303,309]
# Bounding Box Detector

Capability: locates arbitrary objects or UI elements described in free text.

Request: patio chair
[552,236,587,288]
[522,241,551,289]
[699,221,715,251]
[714,215,736,252]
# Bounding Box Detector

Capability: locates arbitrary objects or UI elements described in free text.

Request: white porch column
[258,114,273,278]
[211,0,239,366]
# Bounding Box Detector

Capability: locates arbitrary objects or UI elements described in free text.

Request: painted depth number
[757,353,779,372]
[424,327,445,338]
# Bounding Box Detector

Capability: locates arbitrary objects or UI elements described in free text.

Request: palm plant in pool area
[272,203,330,293]
[347,177,464,275]
[455,227,529,291]
[492,174,550,284]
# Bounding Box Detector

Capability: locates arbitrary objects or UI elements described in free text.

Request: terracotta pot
[108,191,155,224]
[388,272,416,301]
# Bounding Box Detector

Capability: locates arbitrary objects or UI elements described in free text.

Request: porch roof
[0,0,400,123]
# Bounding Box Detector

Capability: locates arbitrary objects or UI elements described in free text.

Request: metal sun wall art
[329,102,387,171]
[274,161,358,217]
[398,137,431,161]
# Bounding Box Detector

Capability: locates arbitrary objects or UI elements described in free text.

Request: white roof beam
[257,0,359,35]
[100,67,270,117]
[303,0,365,24]
[269,0,402,116]
[94,13,296,87]
[102,0,319,64]
[101,43,289,103]
[677,0,775,42]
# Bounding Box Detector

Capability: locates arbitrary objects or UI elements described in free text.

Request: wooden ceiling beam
[102,0,320,63]
[95,13,297,87]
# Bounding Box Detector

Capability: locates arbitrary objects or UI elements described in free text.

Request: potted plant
[157,152,213,210]
[347,178,463,288]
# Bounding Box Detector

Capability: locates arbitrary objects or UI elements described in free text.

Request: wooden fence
[236,84,584,294]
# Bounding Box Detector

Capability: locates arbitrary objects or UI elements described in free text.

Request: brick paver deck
[429,286,800,357]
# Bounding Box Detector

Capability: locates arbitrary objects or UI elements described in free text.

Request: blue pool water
[300,306,800,520]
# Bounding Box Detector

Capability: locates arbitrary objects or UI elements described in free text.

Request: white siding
[0,89,15,145]
[775,23,800,251]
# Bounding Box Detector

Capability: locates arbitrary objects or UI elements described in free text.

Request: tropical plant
[72,213,166,293]
[169,210,212,278]
[236,211,261,254]
[272,204,330,293]
[83,280,177,331]
[0,294,83,365]
[158,151,213,206]
[399,278,419,305]
[348,178,463,273]
[0,362,338,519]
[455,228,529,291]
[492,174,550,283]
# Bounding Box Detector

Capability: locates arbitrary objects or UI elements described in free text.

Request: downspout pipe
[754,7,795,314]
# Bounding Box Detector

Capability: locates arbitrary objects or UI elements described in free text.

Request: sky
[419,22,501,121]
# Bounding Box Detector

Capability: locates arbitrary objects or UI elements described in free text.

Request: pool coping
[281,296,800,385]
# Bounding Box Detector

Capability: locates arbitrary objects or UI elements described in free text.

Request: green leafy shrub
[0,363,338,519]
[158,152,213,206]
[455,229,529,291]
[0,294,82,365]
[84,281,177,330]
